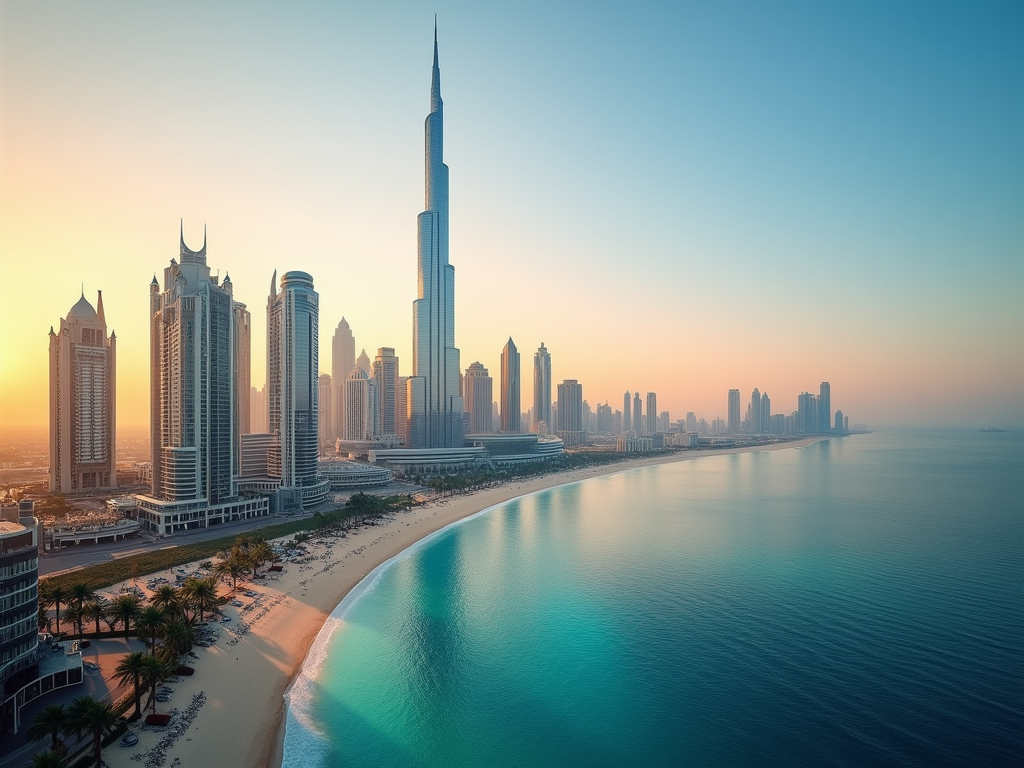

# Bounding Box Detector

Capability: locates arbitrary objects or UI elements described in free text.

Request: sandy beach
[95,440,819,768]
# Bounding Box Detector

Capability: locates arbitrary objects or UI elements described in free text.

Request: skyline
[2,2,1022,432]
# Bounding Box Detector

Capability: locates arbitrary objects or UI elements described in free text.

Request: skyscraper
[819,381,831,434]
[318,373,333,450]
[728,389,741,433]
[761,391,771,434]
[49,290,117,492]
[331,317,355,442]
[623,391,631,433]
[500,337,521,433]
[751,388,761,435]
[533,342,552,433]
[464,361,493,433]
[232,297,251,472]
[633,392,643,437]
[345,368,372,440]
[556,379,584,448]
[267,271,321,500]
[356,349,371,376]
[646,393,657,434]
[410,22,463,448]
[142,225,267,532]
[373,347,400,438]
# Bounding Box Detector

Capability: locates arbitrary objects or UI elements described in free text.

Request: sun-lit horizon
[2,1,1022,434]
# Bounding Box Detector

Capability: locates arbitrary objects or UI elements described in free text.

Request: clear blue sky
[1,0,1021,429]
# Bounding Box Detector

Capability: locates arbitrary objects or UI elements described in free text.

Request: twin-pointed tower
[409,20,463,448]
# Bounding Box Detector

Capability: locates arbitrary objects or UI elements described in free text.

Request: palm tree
[250,540,274,576]
[30,750,68,768]
[109,594,142,641]
[62,604,83,638]
[81,599,108,636]
[136,606,166,654]
[150,584,181,617]
[114,651,149,719]
[40,582,68,634]
[140,654,170,713]
[69,582,95,632]
[68,695,121,768]
[215,557,247,592]
[39,602,53,633]
[27,703,70,755]
[159,614,195,662]
[181,576,218,623]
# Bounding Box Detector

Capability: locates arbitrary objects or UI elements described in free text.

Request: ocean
[281,430,1024,767]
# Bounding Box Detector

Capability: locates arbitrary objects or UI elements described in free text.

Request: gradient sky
[2,0,1022,432]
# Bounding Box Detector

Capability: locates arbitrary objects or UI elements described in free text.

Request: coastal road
[38,480,424,577]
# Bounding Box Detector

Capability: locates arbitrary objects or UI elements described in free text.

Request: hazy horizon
[2,1,1022,433]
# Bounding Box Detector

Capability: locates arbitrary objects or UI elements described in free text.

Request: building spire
[430,16,442,112]
[96,290,105,324]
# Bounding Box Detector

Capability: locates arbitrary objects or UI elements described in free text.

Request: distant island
[979,427,1006,433]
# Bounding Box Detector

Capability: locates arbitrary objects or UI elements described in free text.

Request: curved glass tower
[411,21,462,448]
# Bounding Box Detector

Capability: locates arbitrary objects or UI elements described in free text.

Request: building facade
[373,347,400,439]
[331,317,355,442]
[500,337,521,433]
[410,23,463,448]
[556,379,585,448]
[533,342,551,433]
[645,393,657,435]
[728,389,741,433]
[464,361,493,434]
[48,291,117,492]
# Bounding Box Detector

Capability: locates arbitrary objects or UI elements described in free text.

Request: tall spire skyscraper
[409,20,462,448]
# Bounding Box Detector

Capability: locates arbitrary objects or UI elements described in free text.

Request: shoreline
[99,439,822,768]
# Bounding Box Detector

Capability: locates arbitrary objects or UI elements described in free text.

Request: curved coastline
[96,439,822,768]
[273,437,823,768]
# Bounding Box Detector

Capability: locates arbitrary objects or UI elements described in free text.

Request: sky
[1,0,1022,433]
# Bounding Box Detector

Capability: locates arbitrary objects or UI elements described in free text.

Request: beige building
[48,291,116,492]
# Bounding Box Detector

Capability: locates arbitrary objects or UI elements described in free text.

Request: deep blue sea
[281,431,1024,767]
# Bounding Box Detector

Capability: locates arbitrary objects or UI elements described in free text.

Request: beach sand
[99,440,819,768]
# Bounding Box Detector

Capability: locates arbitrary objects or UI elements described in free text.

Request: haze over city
[2,0,1022,433]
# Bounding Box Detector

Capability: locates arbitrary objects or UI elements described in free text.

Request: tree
[109,594,142,641]
[140,655,170,713]
[27,704,69,755]
[150,584,181,617]
[40,582,68,634]
[180,576,218,624]
[81,599,108,636]
[30,750,68,768]
[136,606,166,654]
[69,583,95,632]
[68,695,121,768]
[215,557,247,592]
[62,604,83,638]
[114,651,148,719]
[159,615,195,662]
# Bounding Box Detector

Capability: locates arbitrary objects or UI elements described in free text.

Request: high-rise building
[633,392,643,437]
[646,393,657,434]
[356,349,371,376]
[556,379,585,447]
[533,343,552,433]
[500,337,521,433]
[728,389,741,433]
[373,347,400,438]
[623,391,631,433]
[761,391,771,434]
[464,362,493,434]
[331,318,355,442]
[798,392,819,434]
[142,226,267,532]
[267,271,321,498]
[49,290,117,492]
[410,22,463,448]
[318,373,333,451]
[233,299,251,472]
[250,385,267,433]
[750,389,761,435]
[345,368,372,440]
[819,382,831,434]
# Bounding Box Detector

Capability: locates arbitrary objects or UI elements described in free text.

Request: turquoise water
[282,431,1024,767]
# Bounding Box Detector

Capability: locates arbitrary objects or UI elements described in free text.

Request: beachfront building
[623,391,631,433]
[633,392,643,438]
[556,379,585,448]
[533,343,552,433]
[645,393,657,435]
[500,338,521,433]
[48,290,117,493]
[267,271,330,511]
[138,225,270,534]
[233,299,251,475]
[819,382,832,434]
[318,460,392,490]
[464,362,493,434]
[728,389,741,434]
[1,503,84,735]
